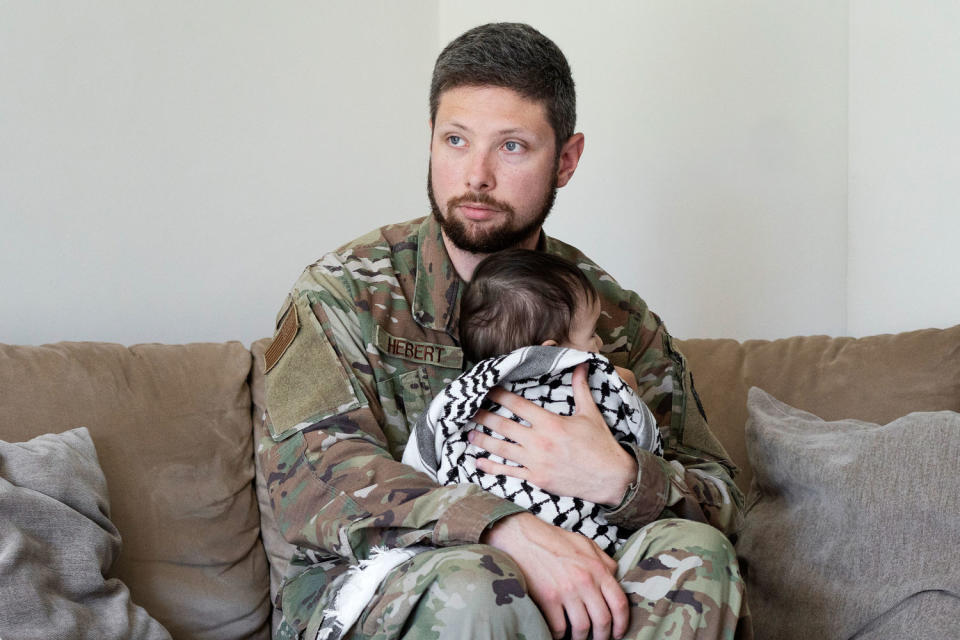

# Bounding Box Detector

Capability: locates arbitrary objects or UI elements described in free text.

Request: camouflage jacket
[261,216,743,581]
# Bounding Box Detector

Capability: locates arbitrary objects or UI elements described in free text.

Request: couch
[2,324,958,639]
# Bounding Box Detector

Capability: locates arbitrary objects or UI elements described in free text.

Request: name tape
[375,325,463,369]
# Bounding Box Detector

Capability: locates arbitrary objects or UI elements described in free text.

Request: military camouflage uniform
[262,216,750,639]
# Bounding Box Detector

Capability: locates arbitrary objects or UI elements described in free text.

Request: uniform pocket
[278,562,332,634]
[375,367,432,459]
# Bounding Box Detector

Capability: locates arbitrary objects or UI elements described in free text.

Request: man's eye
[503,141,521,152]
[447,135,464,147]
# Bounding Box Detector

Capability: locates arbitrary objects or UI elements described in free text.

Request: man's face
[428,85,561,254]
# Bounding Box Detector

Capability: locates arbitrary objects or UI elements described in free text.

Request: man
[263,23,749,640]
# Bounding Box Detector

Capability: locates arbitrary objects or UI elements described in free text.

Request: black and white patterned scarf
[402,345,662,554]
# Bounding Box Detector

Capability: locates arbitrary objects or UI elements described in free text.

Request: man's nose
[466,149,496,192]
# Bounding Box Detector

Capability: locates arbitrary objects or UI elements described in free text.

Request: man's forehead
[434,85,551,133]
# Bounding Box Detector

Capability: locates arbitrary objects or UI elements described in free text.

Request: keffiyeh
[319,347,664,639]
[403,345,662,554]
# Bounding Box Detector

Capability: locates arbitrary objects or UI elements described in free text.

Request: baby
[403,248,663,555]
[320,250,665,638]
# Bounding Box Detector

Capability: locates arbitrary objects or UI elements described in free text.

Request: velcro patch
[264,302,299,373]
[375,325,463,369]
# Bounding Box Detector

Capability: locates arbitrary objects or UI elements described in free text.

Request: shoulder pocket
[265,297,363,441]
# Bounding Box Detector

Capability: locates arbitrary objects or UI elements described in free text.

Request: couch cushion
[0,427,172,640]
[0,342,270,640]
[738,388,960,639]
[677,324,960,492]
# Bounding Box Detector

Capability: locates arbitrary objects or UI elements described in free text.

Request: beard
[427,164,558,254]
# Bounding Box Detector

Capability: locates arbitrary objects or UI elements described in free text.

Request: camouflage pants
[280,518,750,640]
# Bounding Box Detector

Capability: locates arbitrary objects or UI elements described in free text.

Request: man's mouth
[457,203,502,221]
[446,192,514,222]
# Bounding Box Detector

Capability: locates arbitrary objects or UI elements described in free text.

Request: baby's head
[459,248,601,362]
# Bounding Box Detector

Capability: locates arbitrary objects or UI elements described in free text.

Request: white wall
[848,1,960,336]
[1,2,437,345]
[440,1,849,341]
[1,2,956,346]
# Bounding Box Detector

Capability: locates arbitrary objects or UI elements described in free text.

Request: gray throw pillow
[737,388,960,640]
[0,427,171,640]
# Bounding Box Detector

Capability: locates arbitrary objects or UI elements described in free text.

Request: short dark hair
[430,23,576,154]
[459,249,598,362]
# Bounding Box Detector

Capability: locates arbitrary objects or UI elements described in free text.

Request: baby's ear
[541,339,559,347]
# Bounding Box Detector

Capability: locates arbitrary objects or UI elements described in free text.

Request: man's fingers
[474,455,528,480]
[584,543,624,639]
[599,576,630,639]
[580,585,614,640]
[488,386,554,424]
[539,600,567,640]
[472,409,529,444]
[468,428,523,465]
[482,515,630,640]
[562,599,592,640]
[571,363,601,417]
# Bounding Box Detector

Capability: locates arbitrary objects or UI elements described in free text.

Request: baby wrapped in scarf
[319,250,663,640]
[404,249,663,555]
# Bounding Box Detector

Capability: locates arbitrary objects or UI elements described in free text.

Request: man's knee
[617,518,740,589]
[424,544,529,607]
[615,521,747,639]
[642,518,735,557]
[375,544,550,640]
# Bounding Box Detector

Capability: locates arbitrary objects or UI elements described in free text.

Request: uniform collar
[413,215,463,335]
[413,215,549,336]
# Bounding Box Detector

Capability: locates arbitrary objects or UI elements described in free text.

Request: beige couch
[2,324,958,639]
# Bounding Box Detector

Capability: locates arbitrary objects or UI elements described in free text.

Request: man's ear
[541,339,559,347]
[556,133,585,188]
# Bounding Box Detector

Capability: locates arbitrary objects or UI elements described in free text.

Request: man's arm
[481,512,630,640]
[264,259,628,640]
[607,304,744,536]
[260,274,524,562]
[470,296,743,536]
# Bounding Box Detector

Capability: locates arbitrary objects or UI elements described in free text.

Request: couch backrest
[0,342,271,640]
[248,325,960,568]
[677,323,960,493]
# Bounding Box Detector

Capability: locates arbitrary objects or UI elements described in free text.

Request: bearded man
[262,22,749,640]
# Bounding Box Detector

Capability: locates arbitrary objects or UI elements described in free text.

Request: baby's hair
[459,248,599,362]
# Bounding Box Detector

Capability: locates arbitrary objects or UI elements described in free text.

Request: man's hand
[469,363,638,506]
[482,512,628,640]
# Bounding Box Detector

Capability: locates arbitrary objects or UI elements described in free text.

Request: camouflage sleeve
[260,273,524,563]
[601,304,744,536]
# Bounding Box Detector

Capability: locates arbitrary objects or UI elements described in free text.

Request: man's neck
[441,229,542,281]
